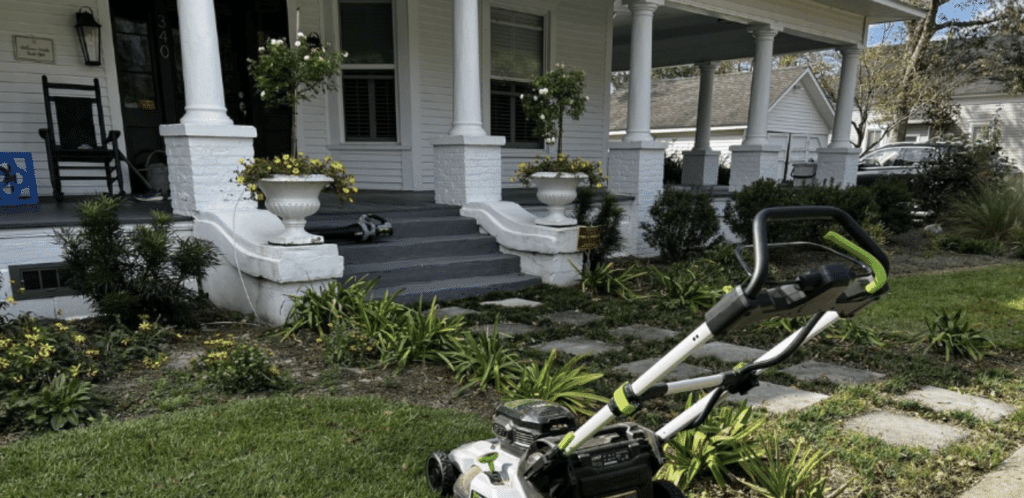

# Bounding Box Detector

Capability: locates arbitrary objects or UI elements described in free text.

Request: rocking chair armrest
[104,130,122,145]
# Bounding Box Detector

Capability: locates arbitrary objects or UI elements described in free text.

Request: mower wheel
[427,451,458,496]
[652,480,685,498]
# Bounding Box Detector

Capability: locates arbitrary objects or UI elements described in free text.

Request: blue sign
[0,152,39,212]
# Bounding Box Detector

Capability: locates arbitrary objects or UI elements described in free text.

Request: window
[490,8,543,148]
[340,1,397,141]
[972,125,992,142]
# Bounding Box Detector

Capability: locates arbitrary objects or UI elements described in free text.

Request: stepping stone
[959,445,1024,498]
[533,337,623,356]
[165,349,204,370]
[897,386,1016,423]
[614,358,711,382]
[782,360,886,385]
[608,325,679,342]
[728,381,828,414]
[844,411,971,451]
[432,306,478,318]
[480,298,542,308]
[541,311,604,327]
[691,342,767,365]
[469,322,539,337]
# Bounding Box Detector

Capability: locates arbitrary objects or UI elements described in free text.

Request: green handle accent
[613,382,638,416]
[558,431,576,453]
[478,452,498,473]
[824,231,887,294]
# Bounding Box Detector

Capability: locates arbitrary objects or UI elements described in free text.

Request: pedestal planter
[530,172,587,226]
[258,174,331,245]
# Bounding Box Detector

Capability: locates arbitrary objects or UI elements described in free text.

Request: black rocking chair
[38,76,126,201]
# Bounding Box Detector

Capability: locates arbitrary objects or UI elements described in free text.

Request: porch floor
[0,190,548,230]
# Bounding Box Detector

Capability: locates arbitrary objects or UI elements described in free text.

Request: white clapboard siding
[958,98,1024,172]
[0,0,116,197]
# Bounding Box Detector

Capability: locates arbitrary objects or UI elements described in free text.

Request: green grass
[856,263,1024,349]
[0,395,491,497]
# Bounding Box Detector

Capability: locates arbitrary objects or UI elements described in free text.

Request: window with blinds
[490,8,543,148]
[340,1,397,141]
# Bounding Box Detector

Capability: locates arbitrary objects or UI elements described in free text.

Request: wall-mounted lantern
[307,32,322,49]
[75,6,102,66]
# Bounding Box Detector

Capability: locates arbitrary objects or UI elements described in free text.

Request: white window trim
[328,0,406,145]
[482,1,553,149]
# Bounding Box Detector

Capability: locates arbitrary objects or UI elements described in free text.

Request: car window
[862,149,901,167]
[902,147,937,164]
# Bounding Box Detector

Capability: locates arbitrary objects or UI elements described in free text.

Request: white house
[0,0,923,323]
[610,66,835,185]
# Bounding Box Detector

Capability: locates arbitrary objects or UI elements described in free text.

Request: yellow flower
[352,187,358,193]
[236,176,245,184]
[73,334,86,344]
[595,183,603,188]
[85,349,99,356]
[5,296,15,304]
[292,168,300,174]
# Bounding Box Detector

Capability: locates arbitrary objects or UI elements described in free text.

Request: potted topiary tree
[511,64,605,226]
[237,14,354,245]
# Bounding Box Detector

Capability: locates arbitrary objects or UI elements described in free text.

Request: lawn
[1,260,1022,498]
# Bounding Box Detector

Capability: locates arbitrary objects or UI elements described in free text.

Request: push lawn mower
[426,206,891,498]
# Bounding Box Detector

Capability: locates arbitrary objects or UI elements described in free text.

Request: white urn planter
[530,172,587,227]
[258,174,332,245]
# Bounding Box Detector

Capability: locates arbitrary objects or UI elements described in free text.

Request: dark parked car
[856,142,958,186]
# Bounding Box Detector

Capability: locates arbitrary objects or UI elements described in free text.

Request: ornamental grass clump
[512,64,605,188]
[234,153,357,203]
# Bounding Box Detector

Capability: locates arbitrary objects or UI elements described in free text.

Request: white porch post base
[681,150,721,186]
[461,201,583,286]
[608,141,666,257]
[432,135,506,206]
[160,123,258,217]
[729,144,783,191]
[193,210,345,326]
[814,148,859,187]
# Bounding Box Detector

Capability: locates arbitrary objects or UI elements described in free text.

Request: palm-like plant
[502,349,605,416]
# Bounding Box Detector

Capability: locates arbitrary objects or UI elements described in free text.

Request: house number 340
[156,14,170,59]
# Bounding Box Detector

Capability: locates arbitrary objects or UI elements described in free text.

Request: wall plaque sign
[577,226,602,251]
[14,36,55,63]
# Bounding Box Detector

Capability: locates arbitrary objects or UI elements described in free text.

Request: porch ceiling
[611,0,924,71]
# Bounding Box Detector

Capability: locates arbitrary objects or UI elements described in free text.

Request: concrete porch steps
[306,208,541,304]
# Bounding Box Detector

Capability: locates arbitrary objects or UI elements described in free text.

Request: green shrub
[192,336,288,393]
[945,177,1024,255]
[322,320,378,367]
[12,373,101,431]
[501,349,605,417]
[738,437,840,498]
[280,277,381,340]
[919,308,994,362]
[909,137,1011,222]
[574,188,625,270]
[867,177,915,234]
[376,300,463,371]
[575,261,647,299]
[931,233,1002,255]
[53,196,219,328]
[444,324,522,394]
[657,399,765,490]
[642,188,723,261]
[723,179,798,244]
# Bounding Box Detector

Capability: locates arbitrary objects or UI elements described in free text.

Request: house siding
[0,0,121,198]
[957,97,1024,171]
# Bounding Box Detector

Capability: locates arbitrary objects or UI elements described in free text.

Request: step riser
[339,236,499,265]
[347,256,521,287]
[372,277,542,305]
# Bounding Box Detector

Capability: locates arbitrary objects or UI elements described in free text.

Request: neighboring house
[0,0,923,323]
[858,78,1024,170]
[610,67,835,183]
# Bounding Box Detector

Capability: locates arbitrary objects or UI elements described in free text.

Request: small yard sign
[577,226,601,251]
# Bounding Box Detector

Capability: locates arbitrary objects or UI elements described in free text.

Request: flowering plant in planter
[512,64,604,187]
[235,153,357,203]
[247,28,348,155]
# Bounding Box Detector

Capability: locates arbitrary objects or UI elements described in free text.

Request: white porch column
[682,61,721,185]
[730,25,782,190]
[817,45,862,186]
[160,0,256,217]
[623,0,662,142]
[433,0,504,206]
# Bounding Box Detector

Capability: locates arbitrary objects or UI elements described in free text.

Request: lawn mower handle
[743,206,890,298]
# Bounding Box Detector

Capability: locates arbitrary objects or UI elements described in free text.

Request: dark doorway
[110,0,291,193]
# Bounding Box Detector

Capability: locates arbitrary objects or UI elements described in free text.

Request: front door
[110,0,291,193]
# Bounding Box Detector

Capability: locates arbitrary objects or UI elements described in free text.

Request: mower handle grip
[742,206,890,297]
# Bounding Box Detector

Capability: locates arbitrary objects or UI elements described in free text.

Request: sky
[867,1,988,45]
